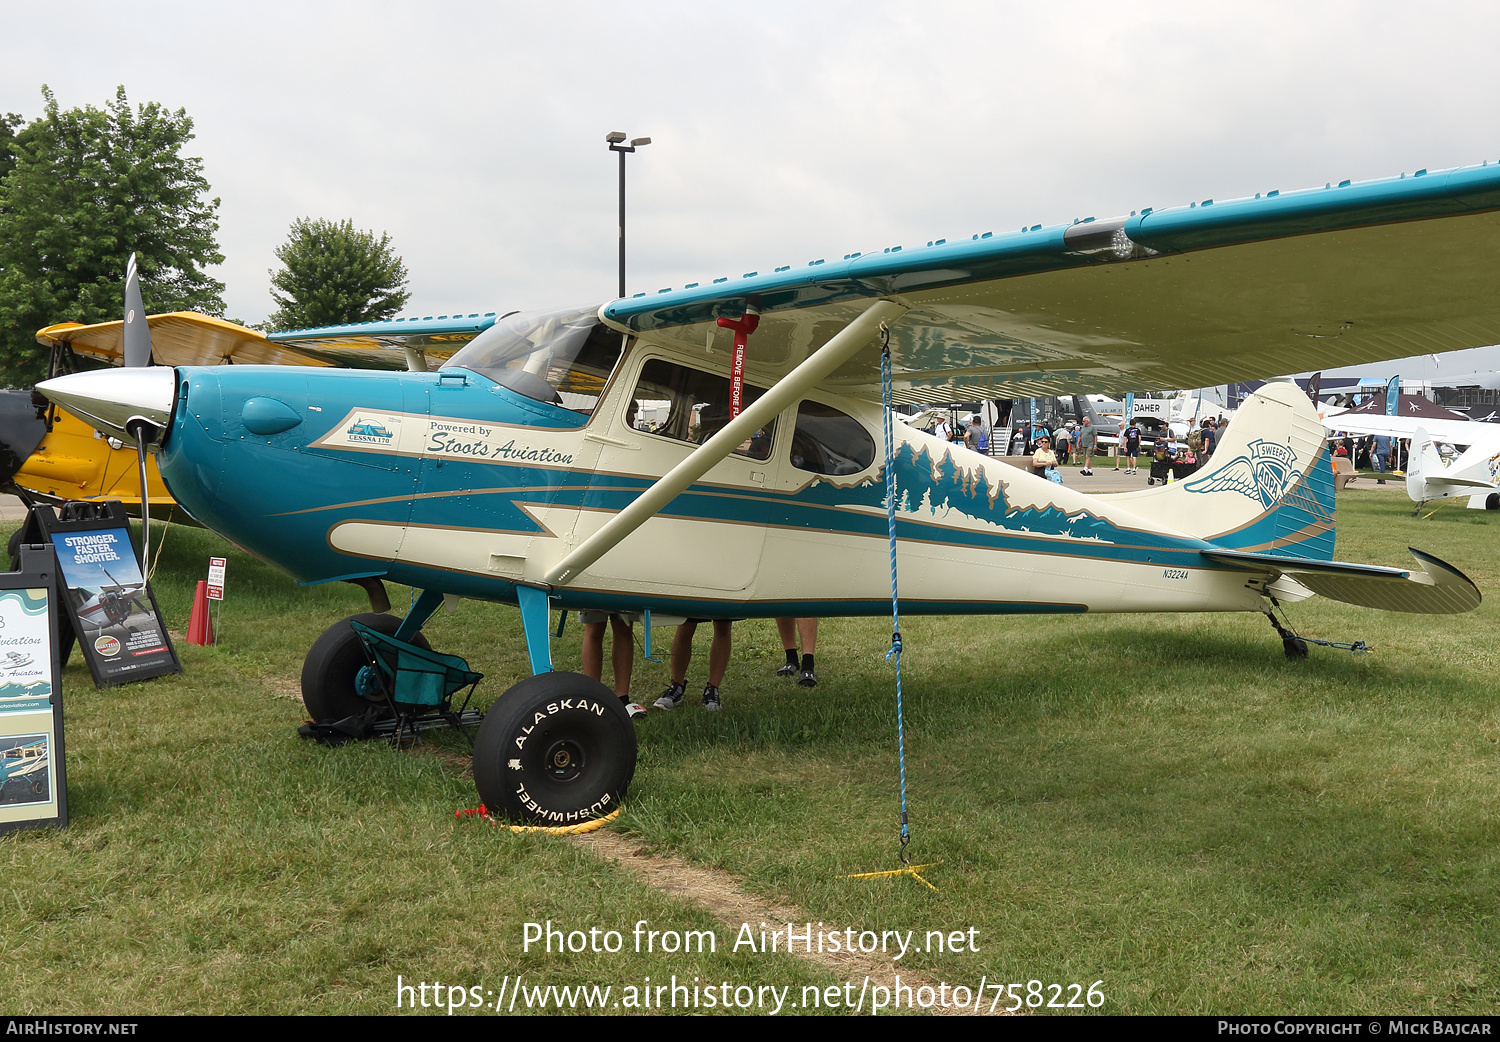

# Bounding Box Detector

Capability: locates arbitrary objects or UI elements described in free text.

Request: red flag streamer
[716,313,760,419]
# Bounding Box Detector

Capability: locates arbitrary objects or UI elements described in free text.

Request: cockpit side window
[442,305,626,415]
[789,401,875,475]
[628,358,775,461]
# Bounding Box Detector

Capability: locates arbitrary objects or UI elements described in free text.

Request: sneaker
[797,668,818,688]
[624,701,648,719]
[654,683,685,710]
[776,662,797,677]
[701,685,721,712]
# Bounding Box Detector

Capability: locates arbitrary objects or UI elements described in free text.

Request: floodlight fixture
[605,131,627,144]
[631,137,651,147]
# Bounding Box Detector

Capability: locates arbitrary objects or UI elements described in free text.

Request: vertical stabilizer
[1103,383,1334,560]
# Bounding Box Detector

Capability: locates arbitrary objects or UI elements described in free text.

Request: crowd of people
[940,409,1234,485]
[1326,432,1406,482]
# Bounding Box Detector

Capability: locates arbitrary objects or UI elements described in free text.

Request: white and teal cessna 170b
[38,161,1500,823]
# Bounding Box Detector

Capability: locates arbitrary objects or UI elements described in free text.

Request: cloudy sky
[4,0,1499,378]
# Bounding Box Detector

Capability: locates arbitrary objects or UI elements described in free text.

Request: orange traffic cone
[187,580,214,646]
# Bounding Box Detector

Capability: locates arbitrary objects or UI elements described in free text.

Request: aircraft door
[571,355,775,596]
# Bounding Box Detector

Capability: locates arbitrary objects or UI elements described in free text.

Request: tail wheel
[473,672,636,825]
[300,613,430,723]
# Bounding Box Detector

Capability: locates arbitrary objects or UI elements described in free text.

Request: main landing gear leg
[471,584,638,824]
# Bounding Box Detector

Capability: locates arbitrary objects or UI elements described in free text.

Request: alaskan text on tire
[472,672,637,825]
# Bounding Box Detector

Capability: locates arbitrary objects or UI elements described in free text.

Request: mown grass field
[0,488,1496,1015]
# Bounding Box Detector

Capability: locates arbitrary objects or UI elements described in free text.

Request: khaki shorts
[578,610,644,626]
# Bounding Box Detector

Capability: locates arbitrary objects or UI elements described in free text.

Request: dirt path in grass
[570,830,1009,1016]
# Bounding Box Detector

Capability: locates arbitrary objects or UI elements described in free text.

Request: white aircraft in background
[1322,407,1500,511]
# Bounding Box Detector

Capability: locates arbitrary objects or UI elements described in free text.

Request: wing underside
[600,162,1500,404]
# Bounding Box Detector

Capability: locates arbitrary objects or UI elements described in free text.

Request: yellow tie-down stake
[845,862,941,891]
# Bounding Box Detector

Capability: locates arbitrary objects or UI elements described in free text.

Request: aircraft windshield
[443,305,625,413]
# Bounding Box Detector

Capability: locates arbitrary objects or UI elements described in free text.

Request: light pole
[606,131,651,298]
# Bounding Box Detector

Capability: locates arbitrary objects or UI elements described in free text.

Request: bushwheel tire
[473,671,636,825]
[300,613,430,723]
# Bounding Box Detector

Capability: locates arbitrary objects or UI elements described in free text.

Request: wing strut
[545,298,909,587]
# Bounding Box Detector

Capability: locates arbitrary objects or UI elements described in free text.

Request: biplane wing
[36,310,504,371]
[599,162,1500,404]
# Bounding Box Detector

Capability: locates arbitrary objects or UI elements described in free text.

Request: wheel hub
[354,664,385,701]
[543,738,585,782]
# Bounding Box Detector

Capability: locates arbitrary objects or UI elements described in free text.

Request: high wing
[36,311,504,370]
[599,161,1500,405]
[1323,410,1488,447]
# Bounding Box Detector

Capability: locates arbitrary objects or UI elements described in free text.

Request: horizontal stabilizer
[1202,547,1480,615]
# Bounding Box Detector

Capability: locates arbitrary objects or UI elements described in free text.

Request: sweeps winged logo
[1184,438,1298,508]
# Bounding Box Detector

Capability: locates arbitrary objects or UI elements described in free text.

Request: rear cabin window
[789,401,875,475]
[628,359,775,461]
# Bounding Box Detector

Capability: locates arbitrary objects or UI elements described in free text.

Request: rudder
[1104,383,1335,560]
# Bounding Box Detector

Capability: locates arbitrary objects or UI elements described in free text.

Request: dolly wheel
[300,613,430,724]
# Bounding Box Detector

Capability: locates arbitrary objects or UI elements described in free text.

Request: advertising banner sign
[33,503,182,687]
[0,544,68,835]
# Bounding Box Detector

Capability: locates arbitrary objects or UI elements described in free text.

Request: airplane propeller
[121,254,158,575]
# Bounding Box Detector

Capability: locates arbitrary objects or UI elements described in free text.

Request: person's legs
[707,620,732,687]
[796,618,818,687]
[608,615,634,698]
[581,620,605,681]
[670,621,696,685]
[775,617,798,675]
[655,621,696,709]
[796,618,817,656]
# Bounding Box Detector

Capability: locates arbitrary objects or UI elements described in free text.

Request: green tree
[0,112,24,189]
[266,218,411,331]
[0,86,225,386]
